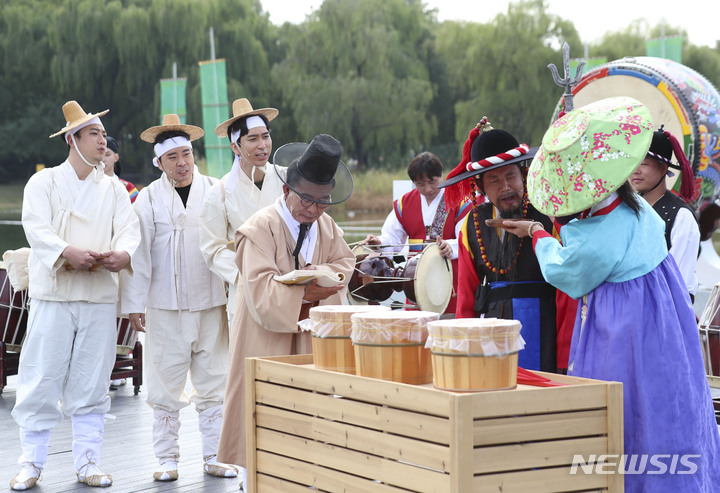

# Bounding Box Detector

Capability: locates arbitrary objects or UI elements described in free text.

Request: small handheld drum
[0,263,29,352]
[395,243,453,314]
[348,245,396,304]
[348,243,453,314]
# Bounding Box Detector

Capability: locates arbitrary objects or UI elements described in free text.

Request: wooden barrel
[350,310,439,384]
[309,305,391,374]
[426,318,522,391]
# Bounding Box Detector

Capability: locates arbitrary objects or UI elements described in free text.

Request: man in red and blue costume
[440,118,557,372]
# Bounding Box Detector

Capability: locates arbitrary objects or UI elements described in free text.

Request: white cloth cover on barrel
[2,248,31,291]
[300,304,391,337]
[350,310,439,344]
[425,318,524,356]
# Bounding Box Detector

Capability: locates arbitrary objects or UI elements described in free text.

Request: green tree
[0,0,64,181]
[271,0,436,169]
[0,0,277,185]
[588,23,647,61]
[683,45,720,88]
[443,0,581,147]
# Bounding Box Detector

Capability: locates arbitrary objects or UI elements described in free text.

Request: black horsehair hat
[439,118,537,207]
[647,124,695,203]
[273,134,354,205]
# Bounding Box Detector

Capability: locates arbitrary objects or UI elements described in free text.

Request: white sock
[13,462,41,483]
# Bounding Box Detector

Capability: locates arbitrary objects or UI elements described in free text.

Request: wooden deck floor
[0,375,242,492]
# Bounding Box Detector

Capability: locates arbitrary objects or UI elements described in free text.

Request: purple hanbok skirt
[569,255,720,492]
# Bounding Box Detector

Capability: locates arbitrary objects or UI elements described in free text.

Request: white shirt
[22,161,140,303]
[122,168,226,313]
[669,207,700,295]
[275,196,318,266]
[376,189,460,259]
[199,163,285,315]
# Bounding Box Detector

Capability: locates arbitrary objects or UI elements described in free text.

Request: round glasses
[296,192,332,209]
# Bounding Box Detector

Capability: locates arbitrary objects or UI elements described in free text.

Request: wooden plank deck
[0,375,242,492]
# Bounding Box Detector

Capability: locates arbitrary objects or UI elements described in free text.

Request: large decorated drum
[561,56,720,213]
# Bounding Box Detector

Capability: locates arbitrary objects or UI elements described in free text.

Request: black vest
[652,191,696,250]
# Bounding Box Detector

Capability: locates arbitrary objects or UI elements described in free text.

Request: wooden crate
[246,354,623,493]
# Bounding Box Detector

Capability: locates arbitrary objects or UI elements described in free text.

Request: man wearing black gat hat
[217,134,355,489]
[441,118,558,373]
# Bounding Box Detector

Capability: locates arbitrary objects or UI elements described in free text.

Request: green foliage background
[1,0,719,186]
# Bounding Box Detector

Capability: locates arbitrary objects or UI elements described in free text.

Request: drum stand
[110,340,143,396]
[697,284,720,424]
[0,340,20,395]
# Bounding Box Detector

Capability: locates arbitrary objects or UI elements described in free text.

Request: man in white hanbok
[121,114,236,483]
[10,101,140,490]
[199,98,286,325]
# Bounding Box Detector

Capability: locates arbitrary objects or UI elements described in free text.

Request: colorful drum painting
[556,56,720,214]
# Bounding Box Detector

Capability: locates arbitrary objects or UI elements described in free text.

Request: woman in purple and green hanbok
[501,97,720,492]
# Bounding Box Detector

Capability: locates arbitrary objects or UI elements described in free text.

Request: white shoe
[153,460,178,481]
[203,455,238,477]
[109,378,126,388]
[76,461,112,487]
[10,462,41,491]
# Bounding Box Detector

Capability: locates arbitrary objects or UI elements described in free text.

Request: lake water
[0,209,27,255]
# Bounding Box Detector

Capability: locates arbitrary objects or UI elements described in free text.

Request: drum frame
[696,283,720,423]
[348,243,453,313]
[0,308,144,396]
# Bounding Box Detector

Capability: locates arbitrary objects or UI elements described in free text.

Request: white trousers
[71,413,106,471]
[12,299,116,430]
[145,306,228,412]
[152,404,225,461]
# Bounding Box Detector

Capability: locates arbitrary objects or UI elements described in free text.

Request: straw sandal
[10,462,41,491]
[203,455,238,478]
[153,460,179,481]
[76,461,112,487]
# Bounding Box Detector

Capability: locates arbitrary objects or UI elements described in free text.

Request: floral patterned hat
[527,96,654,216]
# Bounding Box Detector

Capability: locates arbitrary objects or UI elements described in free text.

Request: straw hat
[214,98,278,137]
[49,101,109,138]
[140,114,204,143]
[527,96,654,216]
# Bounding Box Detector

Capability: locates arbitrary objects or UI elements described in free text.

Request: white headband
[153,136,192,168]
[64,117,103,141]
[230,115,266,143]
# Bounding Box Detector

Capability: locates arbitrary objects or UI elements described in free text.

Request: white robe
[122,168,226,314]
[22,161,140,302]
[199,163,286,315]
[13,160,140,436]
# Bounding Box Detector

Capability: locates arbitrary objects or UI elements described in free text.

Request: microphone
[238,144,251,159]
